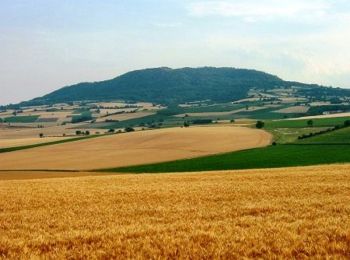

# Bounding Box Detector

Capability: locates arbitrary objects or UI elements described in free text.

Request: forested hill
[21,67,347,105]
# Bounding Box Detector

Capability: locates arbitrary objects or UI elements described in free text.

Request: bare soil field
[0,164,349,258]
[0,126,271,171]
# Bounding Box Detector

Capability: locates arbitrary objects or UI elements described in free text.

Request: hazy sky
[1,0,350,105]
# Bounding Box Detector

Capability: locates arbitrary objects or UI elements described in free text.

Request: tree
[75,130,82,135]
[344,120,350,127]
[85,130,90,135]
[184,121,190,127]
[307,120,314,127]
[125,127,135,132]
[39,133,44,138]
[256,121,265,129]
[108,129,115,133]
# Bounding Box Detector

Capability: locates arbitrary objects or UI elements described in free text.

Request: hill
[16,67,348,106]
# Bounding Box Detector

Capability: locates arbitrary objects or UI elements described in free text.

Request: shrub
[256,121,265,129]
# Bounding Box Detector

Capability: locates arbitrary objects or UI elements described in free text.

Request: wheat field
[1,165,349,258]
[0,126,271,171]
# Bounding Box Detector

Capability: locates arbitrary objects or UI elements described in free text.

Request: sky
[1,0,350,105]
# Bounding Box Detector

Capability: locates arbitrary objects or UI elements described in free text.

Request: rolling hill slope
[19,67,345,106]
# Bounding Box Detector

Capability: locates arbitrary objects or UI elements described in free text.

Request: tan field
[286,112,350,120]
[280,97,308,103]
[0,136,74,148]
[0,123,86,139]
[95,111,155,122]
[0,126,271,171]
[273,105,309,114]
[0,164,349,258]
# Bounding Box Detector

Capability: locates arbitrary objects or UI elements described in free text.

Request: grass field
[2,115,39,123]
[0,165,349,258]
[0,127,271,170]
[106,144,350,173]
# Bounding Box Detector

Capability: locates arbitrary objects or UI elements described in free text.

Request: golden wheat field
[0,164,350,258]
[0,126,271,171]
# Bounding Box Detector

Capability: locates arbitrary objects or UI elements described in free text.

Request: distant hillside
[18,67,350,106]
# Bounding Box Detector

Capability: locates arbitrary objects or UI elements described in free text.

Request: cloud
[187,0,331,21]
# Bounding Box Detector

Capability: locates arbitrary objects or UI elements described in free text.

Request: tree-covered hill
[16,67,350,106]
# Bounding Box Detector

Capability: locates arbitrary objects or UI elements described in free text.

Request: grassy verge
[269,127,329,144]
[101,144,350,173]
[0,135,101,154]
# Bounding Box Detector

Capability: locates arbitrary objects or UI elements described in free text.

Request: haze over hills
[16,67,350,106]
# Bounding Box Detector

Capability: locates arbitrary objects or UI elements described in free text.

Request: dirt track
[0,126,272,171]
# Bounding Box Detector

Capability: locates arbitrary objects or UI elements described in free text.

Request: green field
[71,111,93,123]
[2,115,39,123]
[266,116,350,129]
[100,144,350,173]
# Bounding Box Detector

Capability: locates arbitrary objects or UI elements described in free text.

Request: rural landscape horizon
[1,1,350,259]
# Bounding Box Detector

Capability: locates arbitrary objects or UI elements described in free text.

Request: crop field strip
[0,165,349,258]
